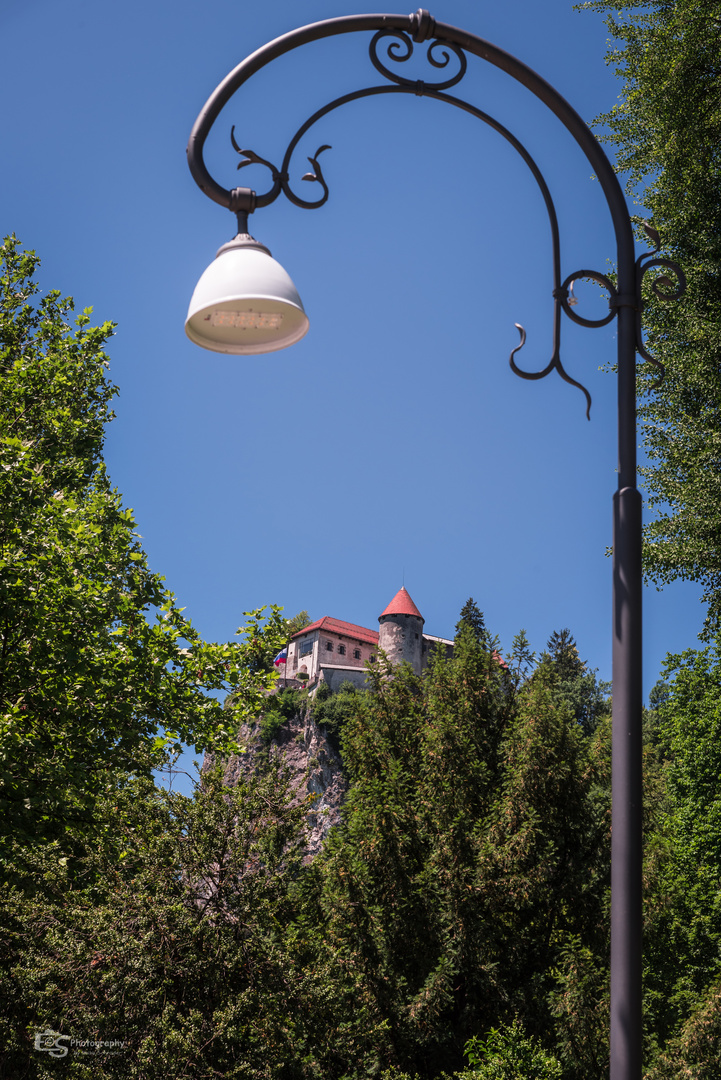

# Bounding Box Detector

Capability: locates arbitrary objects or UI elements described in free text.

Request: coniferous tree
[546,629,584,680]
[454,597,490,648]
[543,629,611,737]
[0,767,378,1079]
[318,631,610,1078]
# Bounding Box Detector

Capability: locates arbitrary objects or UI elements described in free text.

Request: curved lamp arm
[186,9,644,448]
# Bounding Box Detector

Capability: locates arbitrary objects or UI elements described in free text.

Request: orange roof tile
[379,586,424,621]
[291,616,379,647]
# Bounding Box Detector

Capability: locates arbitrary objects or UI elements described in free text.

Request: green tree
[0,767,379,1079]
[545,630,583,681]
[648,679,671,711]
[455,598,490,648]
[542,629,611,736]
[311,679,364,750]
[463,1021,562,1079]
[645,980,721,1080]
[0,237,287,875]
[259,685,303,742]
[507,629,536,691]
[642,642,721,1050]
[580,0,721,636]
[286,610,312,637]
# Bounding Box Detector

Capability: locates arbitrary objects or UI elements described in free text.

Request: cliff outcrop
[205,702,347,860]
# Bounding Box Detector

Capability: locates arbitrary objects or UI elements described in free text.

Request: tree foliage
[454,598,490,648]
[464,1021,563,1079]
[316,634,610,1077]
[11,231,721,1074]
[541,629,611,736]
[580,0,721,636]
[286,610,311,637]
[642,642,721,1054]
[0,768,377,1080]
[311,679,363,749]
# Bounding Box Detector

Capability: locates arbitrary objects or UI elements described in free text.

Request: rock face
[205,706,347,861]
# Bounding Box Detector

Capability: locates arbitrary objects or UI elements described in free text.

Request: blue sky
[1,0,703,787]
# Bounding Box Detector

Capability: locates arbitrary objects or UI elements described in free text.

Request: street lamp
[185,232,309,354]
[185,11,685,1079]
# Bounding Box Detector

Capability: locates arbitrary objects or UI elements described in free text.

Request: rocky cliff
[204,702,347,860]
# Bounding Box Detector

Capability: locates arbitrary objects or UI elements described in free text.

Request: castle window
[325,641,333,652]
[299,639,313,657]
[415,633,419,639]
[338,644,346,656]
[353,648,361,660]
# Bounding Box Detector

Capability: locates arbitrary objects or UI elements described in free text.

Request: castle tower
[378,587,424,675]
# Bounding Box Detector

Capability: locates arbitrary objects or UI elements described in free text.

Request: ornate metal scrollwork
[556,270,618,328]
[508,225,685,417]
[300,144,332,200]
[230,137,277,180]
[222,24,685,419]
[369,28,467,91]
[227,28,467,209]
[230,127,333,209]
[634,222,686,389]
[509,318,593,421]
[507,272,621,421]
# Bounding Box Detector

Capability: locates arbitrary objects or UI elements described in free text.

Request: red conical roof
[379,586,424,621]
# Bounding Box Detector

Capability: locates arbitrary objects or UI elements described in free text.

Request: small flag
[273,648,288,667]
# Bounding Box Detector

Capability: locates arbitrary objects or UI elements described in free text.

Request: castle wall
[316,632,373,673]
[319,664,370,693]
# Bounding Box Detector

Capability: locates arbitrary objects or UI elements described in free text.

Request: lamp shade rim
[184,312,309,354]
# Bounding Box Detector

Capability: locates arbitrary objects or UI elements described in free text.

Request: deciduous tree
[0,237,286,874]
[581,0,721,636]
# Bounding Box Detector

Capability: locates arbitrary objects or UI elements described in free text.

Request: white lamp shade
[185,237,309,354]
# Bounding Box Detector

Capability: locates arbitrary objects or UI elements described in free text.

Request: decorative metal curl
[509,321,593,421]
[507,271,620,420]
[230,126,332,208]
[369,28,467,91]
[634,222,686,389]
[230,128,282,199]
[508,269,631,420]
[556,270,618,328]
[300,143,332,203]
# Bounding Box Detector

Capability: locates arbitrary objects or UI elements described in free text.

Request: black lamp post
[185,12,685,1078]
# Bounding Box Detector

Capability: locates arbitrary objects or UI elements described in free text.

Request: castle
[214,589,459,858]
[281,586,454,692]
